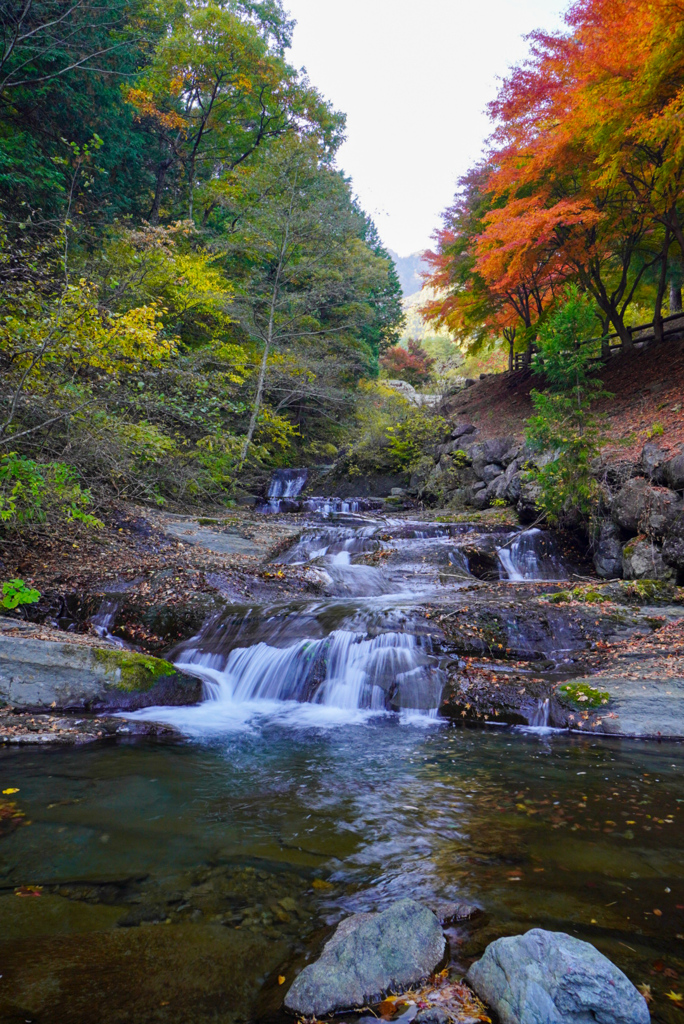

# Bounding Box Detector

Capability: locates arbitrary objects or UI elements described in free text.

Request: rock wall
[407,423,684,583]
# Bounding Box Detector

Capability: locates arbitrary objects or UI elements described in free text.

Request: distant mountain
[387,249,430,296]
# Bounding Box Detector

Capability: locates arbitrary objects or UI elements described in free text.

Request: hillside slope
[442,336,684,461]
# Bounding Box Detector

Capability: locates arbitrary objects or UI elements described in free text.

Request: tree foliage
[0,0,404,520]
[424,0,684,359]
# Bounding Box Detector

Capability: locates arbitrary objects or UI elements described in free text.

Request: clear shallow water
[0,726,682,1024]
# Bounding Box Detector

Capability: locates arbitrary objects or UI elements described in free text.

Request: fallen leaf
[665,991,683,1004]
[312,879,333,890]
[278,976,286,986]
[637,983,652,1004]
[2,788,19,795]
[653,909,663,917]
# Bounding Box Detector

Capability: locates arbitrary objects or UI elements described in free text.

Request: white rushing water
[496,528,568,581]
[126,512,571,736]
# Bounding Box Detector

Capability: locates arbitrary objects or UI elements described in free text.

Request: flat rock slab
[561,653,684,738]
[285,899,445,1017]
[162,520,262,556]
[0,708,179,745]
[466,928,650,1024]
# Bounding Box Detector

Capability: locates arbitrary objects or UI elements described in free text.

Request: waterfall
[267,468,308,498]
[91,598,126,647]
[496,528,568,581]
[529,698,550,728]
[175,629,444,713]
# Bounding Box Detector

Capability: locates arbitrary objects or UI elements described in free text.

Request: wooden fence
[511,309,684,372]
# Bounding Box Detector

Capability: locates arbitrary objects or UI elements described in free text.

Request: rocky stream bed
[0,482,683,1023]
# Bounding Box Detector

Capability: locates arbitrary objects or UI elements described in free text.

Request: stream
[0,498,682,1024]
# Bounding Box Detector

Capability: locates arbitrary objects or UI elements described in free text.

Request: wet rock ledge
[0,618,200,744]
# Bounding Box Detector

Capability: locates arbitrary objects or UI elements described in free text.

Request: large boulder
[284,899,445,1017]
[593,520,623,578]
[0,636,202,712]
[663,510,684,573]
[468,438,514,478]
[639,442,668,482]
[517,479,543,523]
[451,422,477,440]
[663,452,684,491]
[466,929,650,1024]
[622,536,674,581]
[611,477,679,535]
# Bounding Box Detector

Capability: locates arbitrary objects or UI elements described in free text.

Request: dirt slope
[442,336,684,460]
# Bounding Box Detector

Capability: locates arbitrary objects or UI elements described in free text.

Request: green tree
[526,286,610,523]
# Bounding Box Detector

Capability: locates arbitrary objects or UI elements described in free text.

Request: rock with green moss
[0,637,203,712]
[557,682,611,708]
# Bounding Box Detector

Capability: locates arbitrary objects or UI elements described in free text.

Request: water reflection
[0,727,682,1023]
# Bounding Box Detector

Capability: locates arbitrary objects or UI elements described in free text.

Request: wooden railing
[510,309,684,372]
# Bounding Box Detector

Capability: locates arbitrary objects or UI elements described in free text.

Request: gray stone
[501,444,522,466]
[466,928,650,1024]
[428,900,478,925]
[0,636,202,712]
[612,477,680,536]
[415,1008,449,1024]
[663,511,684,571]
[284,899,445,1017]
[482,463,504,484]
[593,521,623,579]
[622,537,674,581]
[517,480,543,523]
[664,452,684,491]
[451,422,477,440]
[463,378,476,388]
[640,442,668,481]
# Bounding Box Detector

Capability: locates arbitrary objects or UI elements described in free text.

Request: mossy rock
[604,579,679,606]
[544,586,607,605]
[557,681,611,709]
[93,649,176,692]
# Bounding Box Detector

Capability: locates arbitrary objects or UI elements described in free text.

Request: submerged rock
[284,899,445,1016]
[466,928,650,1024]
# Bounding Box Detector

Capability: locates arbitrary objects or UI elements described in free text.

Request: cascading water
[258,468,309,512]
[91,598,126,647]
[175,629,442,713]
[496,527,568,581]
[268,468,308,498]
[127,511,573,734]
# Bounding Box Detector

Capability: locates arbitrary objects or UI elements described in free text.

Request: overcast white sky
[285,0,566,256]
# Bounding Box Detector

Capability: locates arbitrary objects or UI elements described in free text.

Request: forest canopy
[0,0,404,512]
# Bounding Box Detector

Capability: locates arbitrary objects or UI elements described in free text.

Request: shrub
[0,453,102,529]
[1,578,40,610]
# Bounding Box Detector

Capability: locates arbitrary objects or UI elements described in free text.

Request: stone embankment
[407,423,684,585]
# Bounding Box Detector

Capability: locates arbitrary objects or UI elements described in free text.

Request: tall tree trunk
[239,174,297,468]
[653,226,671,343]
[670,279,683,314]
[503,327,515,372]
[149,157,174,225]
